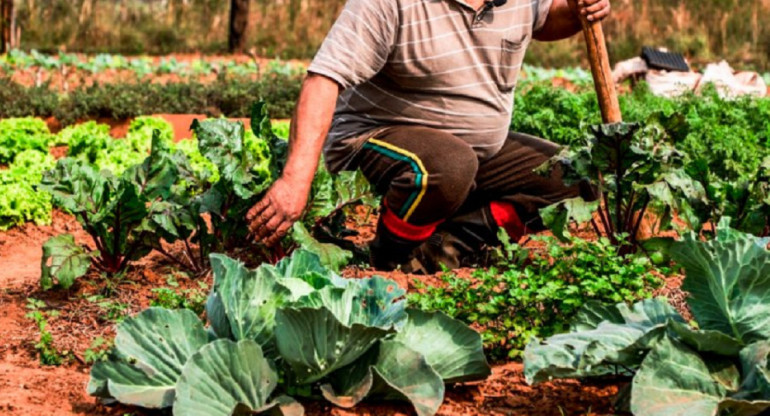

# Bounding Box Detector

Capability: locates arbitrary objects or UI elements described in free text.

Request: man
[248,0,610,272]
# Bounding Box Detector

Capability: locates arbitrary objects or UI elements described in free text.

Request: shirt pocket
[498,33,530,91]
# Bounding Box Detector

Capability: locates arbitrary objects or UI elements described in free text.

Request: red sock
[381,205,442,242]
[489,201,526,241]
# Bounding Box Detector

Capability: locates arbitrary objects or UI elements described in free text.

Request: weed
[24,298,65,366]
[91,298,129,323]
[84,337,113,364]
[150,281,209,315]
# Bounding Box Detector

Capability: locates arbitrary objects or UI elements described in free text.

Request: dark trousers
[348,125,585,240]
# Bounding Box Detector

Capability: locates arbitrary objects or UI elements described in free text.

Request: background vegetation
[4,0,770,70]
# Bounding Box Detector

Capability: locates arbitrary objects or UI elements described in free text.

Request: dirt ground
[0,208,628,416]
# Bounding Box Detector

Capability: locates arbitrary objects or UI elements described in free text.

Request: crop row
[3,82,769,236]
[0,116,291,232]
[0,50,303,79]
[0,74,301,123]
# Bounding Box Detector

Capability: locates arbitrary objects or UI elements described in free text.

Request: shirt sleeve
[308,0,399,90]
[532,0,554,33]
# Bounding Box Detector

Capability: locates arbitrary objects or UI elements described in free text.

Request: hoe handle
[571,1,622,123]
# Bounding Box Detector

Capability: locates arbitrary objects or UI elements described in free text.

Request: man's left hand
[575,0,610,22]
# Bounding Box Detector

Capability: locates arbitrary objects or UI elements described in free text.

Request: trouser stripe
[364,138,428,222]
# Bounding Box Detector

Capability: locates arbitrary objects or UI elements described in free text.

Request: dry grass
[10,0,770,70]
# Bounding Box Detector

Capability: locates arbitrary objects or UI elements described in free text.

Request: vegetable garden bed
[0,208,623,416]
[2,78,770,415]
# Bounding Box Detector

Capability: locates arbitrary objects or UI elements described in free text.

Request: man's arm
[534,0,611,42]
[246,73,340,247]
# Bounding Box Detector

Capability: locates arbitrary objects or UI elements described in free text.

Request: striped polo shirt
[308,0,553,172]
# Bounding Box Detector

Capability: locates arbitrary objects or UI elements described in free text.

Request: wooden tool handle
[571,3,622,124]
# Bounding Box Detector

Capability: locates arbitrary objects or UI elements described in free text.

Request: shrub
[0,75,302,123]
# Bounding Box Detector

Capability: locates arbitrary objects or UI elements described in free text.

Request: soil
[0,209,629,416]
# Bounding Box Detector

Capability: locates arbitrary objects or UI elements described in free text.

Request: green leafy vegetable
[40,234,93,290]
[88,308,209,408]
[538,122,706,250]
[174,340,301,416]
[524,221,770,413]
[90,250,490,415]
[0,117,52,164]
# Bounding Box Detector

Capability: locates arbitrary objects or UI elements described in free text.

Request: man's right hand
[247,176,309,247]
[245,73,341,248]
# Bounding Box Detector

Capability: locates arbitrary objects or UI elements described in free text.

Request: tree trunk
[0,0,18,53]
[0,2,4,54]
[79,0,94,25]
[9,0,15,49]
[229,0,250,53]
[0,0,11,53]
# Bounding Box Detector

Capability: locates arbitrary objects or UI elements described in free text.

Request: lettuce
[0,149,55,230]
[0,117,53,164]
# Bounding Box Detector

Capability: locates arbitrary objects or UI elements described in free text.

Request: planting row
[74,215,770,416]
[0,73,301,122]
[0,50,303,79]
[0,50,586,85]
[0,64,594,122]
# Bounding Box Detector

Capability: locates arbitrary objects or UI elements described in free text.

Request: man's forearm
[281,73,340,193]
[535,0,611,42]
[534,0,581,41]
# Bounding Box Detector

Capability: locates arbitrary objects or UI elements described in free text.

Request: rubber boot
[369,217,426,271]
[409,205,502,274]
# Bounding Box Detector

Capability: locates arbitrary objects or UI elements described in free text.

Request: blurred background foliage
[6,0,770,70]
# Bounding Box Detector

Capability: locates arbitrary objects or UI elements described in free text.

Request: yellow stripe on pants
[367,138,429,222]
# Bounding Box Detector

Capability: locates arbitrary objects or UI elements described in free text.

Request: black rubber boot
[409,206,501,274]
[369,217,425,271]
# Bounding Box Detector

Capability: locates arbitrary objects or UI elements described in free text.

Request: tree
[0,0,13,53]
[229,0,249,53]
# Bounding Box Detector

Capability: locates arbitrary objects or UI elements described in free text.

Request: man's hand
[245,73,340,247]
[247,177,308,247]
[574,0,610,22]
[535,0,611,41]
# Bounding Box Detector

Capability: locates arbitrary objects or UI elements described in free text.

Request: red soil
[0,210,625,416]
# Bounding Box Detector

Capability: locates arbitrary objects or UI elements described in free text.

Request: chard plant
[302,166,378,261]
[88,250,491,416]
[140,103,287,273]
[37,103,308,289]
[524,219,770,416]
[39,132,179,285]
[537,122,706,252]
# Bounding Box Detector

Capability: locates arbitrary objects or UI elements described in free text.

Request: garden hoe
[569,0,622,124]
